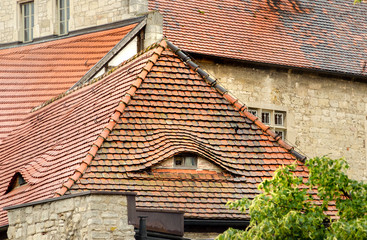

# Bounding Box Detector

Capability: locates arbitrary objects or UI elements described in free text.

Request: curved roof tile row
[0,39,315,225]
[0,46,152,227]
[65,40,310,219]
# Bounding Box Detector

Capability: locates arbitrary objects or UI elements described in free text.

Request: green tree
[217,157,367,240]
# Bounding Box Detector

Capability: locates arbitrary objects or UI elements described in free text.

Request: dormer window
[174,154,197,168]
[152,153,222,172]
[5,173,27,194]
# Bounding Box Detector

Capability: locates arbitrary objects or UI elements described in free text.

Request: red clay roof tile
[60,40,312,220]
[0,45,154,226]
[149,0,367,77]
[0,38,324,225]
[0,24,137,142]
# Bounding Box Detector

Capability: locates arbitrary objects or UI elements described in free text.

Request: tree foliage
[217,157,367,240]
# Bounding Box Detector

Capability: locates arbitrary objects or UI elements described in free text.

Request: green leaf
[217,156,367,240]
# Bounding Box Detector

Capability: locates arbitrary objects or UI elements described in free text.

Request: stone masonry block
[7,194,135,240]
[55,198,75,213]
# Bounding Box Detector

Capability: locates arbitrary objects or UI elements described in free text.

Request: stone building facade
[196,59,367,181]
[0,0,147,44]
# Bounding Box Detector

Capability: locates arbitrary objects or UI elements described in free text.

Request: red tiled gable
[0,24,137,142]
[62,40,309,220]
[149,0,367,76]
[0,49,153,227]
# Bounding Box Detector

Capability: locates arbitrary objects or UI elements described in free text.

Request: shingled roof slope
[62,40,310,220]
[0,48,153,227]
[149,0,367,77]
[0,23,137,142]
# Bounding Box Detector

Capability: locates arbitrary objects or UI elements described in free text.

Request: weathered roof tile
[149,0,367,77]
[0,44,154,226]
[0,37,322,225]
[61,40,311,219]
[0,24,137,142]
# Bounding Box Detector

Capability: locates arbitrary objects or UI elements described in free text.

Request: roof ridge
[165,40,306,162]
[54,40,167,197]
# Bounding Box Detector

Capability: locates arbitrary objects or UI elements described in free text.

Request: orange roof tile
[0,47,153,227]
[62,40,310,220]
[149,0,367,77]
[0,23,137,142]
[0,39,323,226]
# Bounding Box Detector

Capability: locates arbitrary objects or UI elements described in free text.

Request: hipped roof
[0,39,316,226]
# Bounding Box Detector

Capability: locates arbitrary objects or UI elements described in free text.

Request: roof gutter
[184,219,250,228]
[134,229,190,240]
[0,224,8,232]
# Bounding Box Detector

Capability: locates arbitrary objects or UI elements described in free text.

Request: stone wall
[0,0,16,43]
[198,59,367,181]
[144,11,163,47]
[0,0,149,44]
[5,192,135,240]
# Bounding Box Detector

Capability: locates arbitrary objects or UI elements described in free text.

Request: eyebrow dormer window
[5,173,27,194]
[174,154,197,168]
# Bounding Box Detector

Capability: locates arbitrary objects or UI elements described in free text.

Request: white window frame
[57,0,70,35]
[261,110,271,125]
[274,111,284,126]
[248,107,287,139]
[248,109,258,117]
[275,129,285,139]
[21,1,34,42]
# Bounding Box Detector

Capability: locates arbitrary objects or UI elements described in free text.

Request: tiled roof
[60,40,310,220]
[149,0,367,77]
[0,23,137,142]
[0,48,153,227]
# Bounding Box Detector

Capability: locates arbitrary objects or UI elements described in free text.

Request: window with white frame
[261,111,271,125]
[174,154,197,169]
[248,108,287,139]
[57,0,70,35]
[21,1,34,42]
[248,109,258,117]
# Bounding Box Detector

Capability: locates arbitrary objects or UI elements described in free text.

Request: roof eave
[0,16,146,50]
[187,51,367,83]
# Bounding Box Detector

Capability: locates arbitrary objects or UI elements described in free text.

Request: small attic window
[174,154,197,169]
[5,173,27,194]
